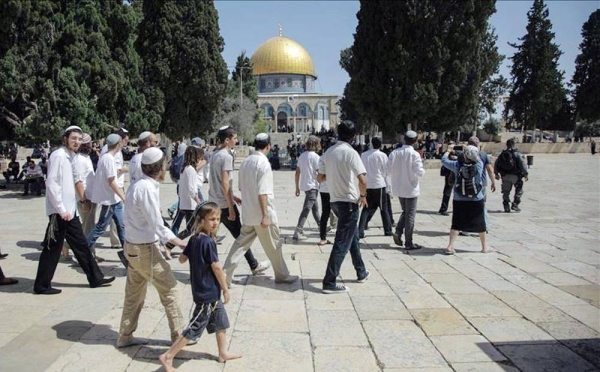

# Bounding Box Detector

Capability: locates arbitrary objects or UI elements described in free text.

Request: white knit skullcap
[255,133,269,141]
[138,131,152,142]
[81,133,92,144]
[141,147,164,165]
[64,125,82,134]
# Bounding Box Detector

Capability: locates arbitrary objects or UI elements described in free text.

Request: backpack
[169,154,184,182]
[496,149,517,173]
[455,162,482,198]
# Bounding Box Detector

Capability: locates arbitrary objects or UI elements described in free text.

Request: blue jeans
[323,202,367,289]
[87,202,125,249]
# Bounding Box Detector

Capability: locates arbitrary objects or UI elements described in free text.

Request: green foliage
[503,0,567,131]
[253,113,268,137]
[136,0,228,139]
[483,118,503,135]
[574,120,600,138]
[340,0,497,135]
[229,51,258,104]
[572,10,600,123]
[0,0,158,142]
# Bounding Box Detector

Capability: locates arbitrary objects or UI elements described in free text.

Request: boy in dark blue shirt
[159,202,241,371]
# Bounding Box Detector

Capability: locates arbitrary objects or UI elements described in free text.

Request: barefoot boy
[159,202,241,371]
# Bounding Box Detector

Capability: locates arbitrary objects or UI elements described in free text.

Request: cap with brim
[106,133,121,146]
[141,147,164,165]
[64,125,82,135]
[191,137,202,145]
[138,131,152,142]
[405,130,417,139]
[81,133,92,144]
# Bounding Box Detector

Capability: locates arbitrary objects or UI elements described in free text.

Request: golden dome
[251,36,316,77]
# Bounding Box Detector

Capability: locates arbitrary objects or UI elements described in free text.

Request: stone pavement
[0,153,598,372]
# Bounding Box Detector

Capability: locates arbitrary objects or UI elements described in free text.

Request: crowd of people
[0,121,534,369]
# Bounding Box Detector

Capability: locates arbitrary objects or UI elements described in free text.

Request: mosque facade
[250,31,339,134]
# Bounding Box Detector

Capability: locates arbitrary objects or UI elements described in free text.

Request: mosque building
[250,27,339,134]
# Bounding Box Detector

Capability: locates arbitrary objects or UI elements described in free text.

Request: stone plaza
[0,153,598,371]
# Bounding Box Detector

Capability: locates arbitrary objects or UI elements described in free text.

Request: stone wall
[480,142,591,155]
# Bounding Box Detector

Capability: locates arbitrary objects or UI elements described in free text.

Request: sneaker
[393,233,403,247]
[167,209,174,219]
[275,275,299,284]
[293,233,308,241]
[322,285,349,294]
[511,203,521,212]
[357,270,370,283]
[251,260,271,275]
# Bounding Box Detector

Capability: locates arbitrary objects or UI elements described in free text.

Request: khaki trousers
[223,224,290,285]
[119,242,184,342]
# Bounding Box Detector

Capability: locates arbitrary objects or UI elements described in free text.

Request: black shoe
[322,284,349,294]
[439,210,449,216]
[118,250,128,268]
[0,253,8,259]
[393,234,403,247]
[359,233,365,239]
[34,288,62,295]
[23,192,28,196]
[384,232,393,236]
[91,277,116,288]
[503,204,511,213]
[511,203,521,212]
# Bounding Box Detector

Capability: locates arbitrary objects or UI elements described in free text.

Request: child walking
[159,202,241,371]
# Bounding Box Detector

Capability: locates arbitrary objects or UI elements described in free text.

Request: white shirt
[24,164,43,178]
[179,165,199,211]
[361,149,388,189]
[238,151,277,226]
[125,175,176,244]
[387,145,426,198]
[297,151,320,191]
[129,152,143,185]
[91,152,120,206]
[45,147,77,216]
[72,153,95,200]
[101,145,124,187]
[318,141,366,203]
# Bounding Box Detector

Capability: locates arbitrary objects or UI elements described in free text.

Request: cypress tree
[136,0,228,139]
[503,0,566,132]
[572,10,600,124]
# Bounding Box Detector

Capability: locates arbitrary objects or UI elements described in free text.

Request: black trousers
[220,206,258,270]
[34,214,105,292]
[358,187,393,235]
[439,173,455,212]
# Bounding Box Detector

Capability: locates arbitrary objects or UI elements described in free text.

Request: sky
[215,1,598,96]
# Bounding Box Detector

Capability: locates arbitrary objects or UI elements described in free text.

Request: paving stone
[430,335,506,363]
[554,304,600,332]
[558,284,600,307]
[352,296,412,321]
[536,272,595,286]
[390,282,452,309]
[235,300,308,333]
[491,290,573,322]
[308,309,368,347]
[450,362,520,372]
[444,294,521,318]
[475,278,522,292]
[404,260,458,274]
[536,321,599,340]
[468,317,555,344]
[551,261,600,278]
[224,332,312,372]
[499,257,562,273]
[314,346,380,372]
[498,343,597,372]
[411,308,478,336]
[520,282,590,307]
[242,275,304,300]
[363,320,446,369]
[305,291,355,310]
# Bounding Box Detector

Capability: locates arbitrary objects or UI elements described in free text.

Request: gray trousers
[501,174,524,205]
[395,197,418,247]
[295,189,320,232]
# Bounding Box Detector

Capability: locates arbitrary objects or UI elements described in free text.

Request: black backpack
[455,162,482,198]
[169,154,184,182]
[496,149,517,173]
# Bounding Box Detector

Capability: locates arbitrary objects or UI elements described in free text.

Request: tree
[136,0,228,139]
[476,27,509,124]
[503,0,567,132]
[572,10,600,124]
[229,51,258,104]
[340,0,496,135]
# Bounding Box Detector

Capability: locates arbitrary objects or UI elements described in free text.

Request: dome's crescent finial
[278,22,282,37]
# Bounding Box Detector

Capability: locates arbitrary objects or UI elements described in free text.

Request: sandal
[444,249,456,255]
[481,248,496,253]
[0,278,18,285]
[317,240,331,246]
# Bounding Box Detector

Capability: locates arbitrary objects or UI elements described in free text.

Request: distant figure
[494,139,528,213]
[591,140,596,155]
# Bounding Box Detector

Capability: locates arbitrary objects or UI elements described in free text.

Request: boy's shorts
[182,300,229,341]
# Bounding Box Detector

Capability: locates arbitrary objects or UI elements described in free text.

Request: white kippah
[141,147,164,164]
[64,125,82,134]
[255,133,269,141]
[405,130,417,139]
[138,131,152,141]
[81,133,92,144]
[219,125,230,131]
[106,133,121,146]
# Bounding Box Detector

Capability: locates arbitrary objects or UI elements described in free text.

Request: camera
[453,145,463,151]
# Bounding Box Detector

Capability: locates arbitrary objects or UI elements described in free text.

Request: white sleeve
[140,188,176,244]
[46,155,66,214]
